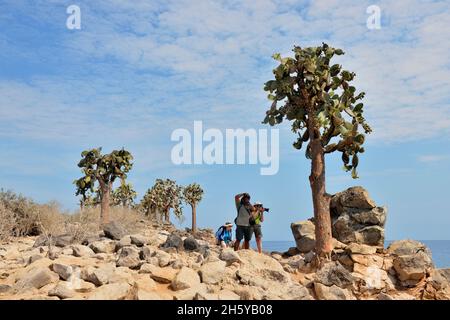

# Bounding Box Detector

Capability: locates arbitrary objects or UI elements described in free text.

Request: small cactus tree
[74,148,133,226]
[141,179,183,224]
[112,182,137,208]
[183,183,204,233]
[78,189,100,211]
[263,43,371,258]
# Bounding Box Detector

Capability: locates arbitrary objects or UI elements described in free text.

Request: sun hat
[224,222,233,227]
[254,201,263,206]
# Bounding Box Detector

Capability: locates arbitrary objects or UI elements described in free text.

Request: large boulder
[290,220,316,253]
[393,251,433,284]
[171,267,201,291]
[183,237,199,251]
[14,267,59,291]
[71,244,95,258]
[314,282,355,300]
[199,260,226,284]
[330,187,386,246]
[51,263,74,281]
[89,240,116,254]
[116,247,141,269]
[387,240,434,286]
[314,261,354,288]
[103,221,126,240]
[387,240,432,257]
[88,282,134,300]
[162,233,183,250]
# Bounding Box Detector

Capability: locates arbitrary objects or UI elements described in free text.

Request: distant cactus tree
[263,43,372,258]
[78,189,100,210]
[141,179,183,224]
[112,182,137,207]
[74,148,133,225]
[183,183,204,233]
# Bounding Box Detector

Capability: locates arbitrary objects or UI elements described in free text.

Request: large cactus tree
[112,182,137,208]
[263,43,372,258]
[183,183,204,233]
[74,148,133,225]
[142,179,183,224]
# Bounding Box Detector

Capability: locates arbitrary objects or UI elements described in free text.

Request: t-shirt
[254,212,262,225]
[235,201,251,227]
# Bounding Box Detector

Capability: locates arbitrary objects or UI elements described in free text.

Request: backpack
[215,226,225,240]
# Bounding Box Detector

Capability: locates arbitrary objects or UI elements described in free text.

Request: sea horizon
[253,240,450,269]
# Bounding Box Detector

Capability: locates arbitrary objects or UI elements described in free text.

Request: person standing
[233,192,254,251]
[251,202,265,253]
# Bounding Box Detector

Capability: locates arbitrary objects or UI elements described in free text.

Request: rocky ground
[0,187,448,300]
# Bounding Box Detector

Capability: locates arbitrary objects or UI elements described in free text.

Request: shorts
[236,225,252,242]
[252,224,263,238]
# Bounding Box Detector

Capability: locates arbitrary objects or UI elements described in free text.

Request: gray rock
[89,240,116,254]
[332,186,376,210]
[183,237,199,251]
[130,234,150,247]
[116,246,141,269]
[393,251,433,283]
[155,250,171,267]
[51,263,73,281]
[115,235,132,251]
[330,187,386,246]
[88,282,133,300]
[48,283,76,299]
[314,262,354,288]
[199,260,226,284]
[14,267,58,291]
[387,240,432,258]
[0,284,11,293]
[291,220,316,253]
[81,265,114,286]
[139,246,153,261]
[71,244,95,257]
[171,267,201,291]
[33,234,74,248]
[103,221,125,240]
[314,282,355,300]
[219,248,241,265]
[162,233,183,250]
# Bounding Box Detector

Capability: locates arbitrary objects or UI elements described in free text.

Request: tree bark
[165,207,170,223]
[191,204,197,233]
[302,91,333,258]
[99,180,111,226]
[309,137,333,257]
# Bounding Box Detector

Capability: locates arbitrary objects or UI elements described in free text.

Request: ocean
[254,240,450,268]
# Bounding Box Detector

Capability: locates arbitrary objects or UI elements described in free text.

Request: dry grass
[0,189,146,243]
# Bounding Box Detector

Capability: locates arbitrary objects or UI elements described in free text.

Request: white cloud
[418,154,450,163]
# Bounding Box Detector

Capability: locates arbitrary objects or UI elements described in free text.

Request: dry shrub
[0,189,68,242]
[0,201,15,242]
[66,206,145,241]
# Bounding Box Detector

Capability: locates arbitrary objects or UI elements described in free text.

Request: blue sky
[0,0,449,241]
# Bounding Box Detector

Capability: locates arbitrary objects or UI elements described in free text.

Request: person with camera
[233,192,255,251]
[250,201,268,253]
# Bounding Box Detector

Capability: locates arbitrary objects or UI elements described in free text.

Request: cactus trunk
[165,207,170,223]
[191,204,197,233]
[99,181,111,226]
[309,137,333,257]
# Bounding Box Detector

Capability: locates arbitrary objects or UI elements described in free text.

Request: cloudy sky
[1,0,449,241]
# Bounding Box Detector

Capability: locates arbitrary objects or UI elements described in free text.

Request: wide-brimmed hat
[224,222,233,227]
[254,201,263,206]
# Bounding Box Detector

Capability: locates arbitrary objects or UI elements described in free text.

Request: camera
[263,207,270,212]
